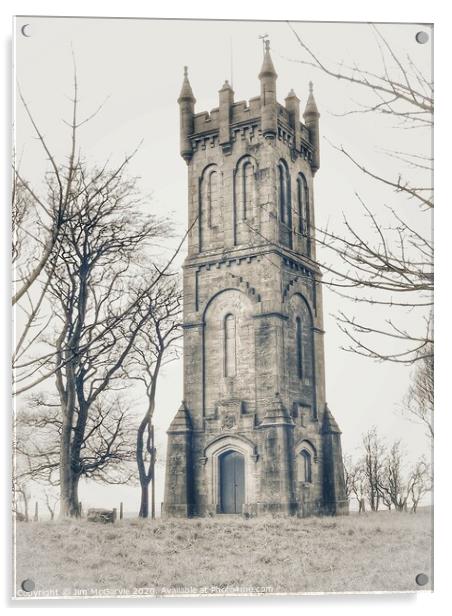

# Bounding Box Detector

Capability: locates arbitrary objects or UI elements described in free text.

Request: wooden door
[220,450,245,514]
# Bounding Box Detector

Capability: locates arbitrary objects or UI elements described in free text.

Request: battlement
[193,95,263,135]
[231,96,261,123]
[191,97,310,153]
[193,109,219,133]
[192,97,310,136]
[277,103,290,124]
[178,44,320,171]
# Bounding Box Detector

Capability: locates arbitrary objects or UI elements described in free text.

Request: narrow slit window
[242,162,254,221]
[296,316,303,379]
[297,175,304,234]
[208,170,219,228]
[297,174,309,236]
[300,450,312,483]
[304,179,310,238]
[224,314,237,377]
[278,164,286,223]
[286,170,292,233]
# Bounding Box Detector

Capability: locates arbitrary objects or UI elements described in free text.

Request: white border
[2,1,449,615]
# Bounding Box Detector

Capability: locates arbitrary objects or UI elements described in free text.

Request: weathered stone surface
[164,43,348,518]
[87,508,117,523]
[162,402,194,517]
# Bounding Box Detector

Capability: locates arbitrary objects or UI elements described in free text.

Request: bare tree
[15,395,136,501]
[377,442,432,512]
[12,87,73,308]
[352,428,432,514]
[403,342,434,438]
[13,63,111,395]
[12,65,98,398]
[42,152,174,516]
[44,488,59,520]
[13,482,31,522]
[409,456,432,513]
[13,62,196,518]
[14,88,175,517]
[362,427,386,511]
[126,277,183,518]
[344,456,368,513]
[288,23,433,365]
[378,440,411,511]
[14,400,60,487]
[342,454,353,501]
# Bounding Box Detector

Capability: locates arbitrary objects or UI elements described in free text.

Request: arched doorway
[219,450,245,514]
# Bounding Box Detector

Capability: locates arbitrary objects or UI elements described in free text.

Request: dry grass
[14,509,432,598]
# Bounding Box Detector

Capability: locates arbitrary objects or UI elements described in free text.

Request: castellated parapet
[189,99,313,161]
[164,41,348,518]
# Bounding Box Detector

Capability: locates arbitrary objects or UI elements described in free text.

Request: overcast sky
[14,16,432,514]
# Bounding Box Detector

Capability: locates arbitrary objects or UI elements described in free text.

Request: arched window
[278,161,292,248]
[296,316,303,379]
[242,161,254,221]
[224,314,236,377]
[297,174,309,236]
[208,170,219,228]
[300,450,312,483]
[278,164,286,224]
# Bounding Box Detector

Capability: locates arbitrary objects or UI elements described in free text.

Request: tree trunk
[59,422,78,517]
[136,357,161,519]
[23,493,29,522]
[60,472,81,517]
[59,443,71,517]
[56,336,79,518]
[136,403,156,519]
[139,482,149,518]
[151,425,156,519]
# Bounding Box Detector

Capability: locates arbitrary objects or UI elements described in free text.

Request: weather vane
[258,33,269,56]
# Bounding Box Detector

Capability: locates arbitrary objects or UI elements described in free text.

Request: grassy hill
[14,509,432,598]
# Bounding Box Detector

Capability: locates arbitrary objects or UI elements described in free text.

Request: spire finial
[258,37,277,80]
[220,79,233,92]
[304,80,319,117]
[178,66,196,104]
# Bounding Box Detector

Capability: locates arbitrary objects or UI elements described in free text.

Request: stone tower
[163,42,348,517]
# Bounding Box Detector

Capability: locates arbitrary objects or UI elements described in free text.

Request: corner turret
[303,81,320,173]
[258,393,296,514]
[259,40,278,139]
[285,89,302,151]
[178,66,196,163]
[219,80,234,154]
[163,401,194,517]
[321,404,348,515]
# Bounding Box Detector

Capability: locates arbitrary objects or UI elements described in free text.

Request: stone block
[87,508,117,523]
